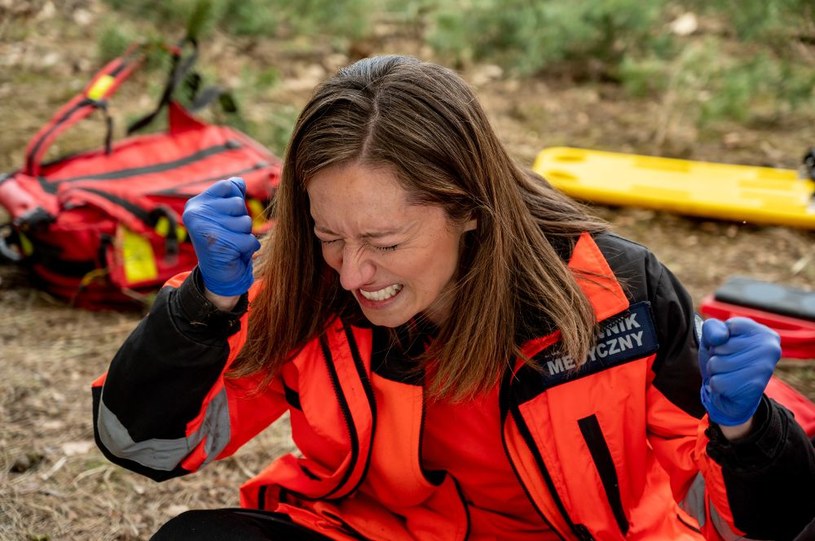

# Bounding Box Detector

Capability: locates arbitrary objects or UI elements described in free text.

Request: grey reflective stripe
[709,504,741,541]
[97,387,231,471]
[679,473,706,527]
[681,473,767,541]
[709,505,766,541]
[200,387,231,467]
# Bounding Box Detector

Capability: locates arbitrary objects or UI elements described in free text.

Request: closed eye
[376,244,398,252]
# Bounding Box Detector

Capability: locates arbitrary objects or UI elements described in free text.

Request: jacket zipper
[500,423,567,540]
[508,405,594,540]
[319,334,362,500]
[340,322,377,496]
[499,364,575,540]
[416,381,471,540]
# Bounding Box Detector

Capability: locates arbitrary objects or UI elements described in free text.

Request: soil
[1,2,813,540]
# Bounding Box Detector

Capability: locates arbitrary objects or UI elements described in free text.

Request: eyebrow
[314,225,405,240]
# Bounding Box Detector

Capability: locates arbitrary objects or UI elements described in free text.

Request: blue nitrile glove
[698,317,781,426]
[182,177,261,297]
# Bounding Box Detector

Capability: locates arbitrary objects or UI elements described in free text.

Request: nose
[338,245,376,291]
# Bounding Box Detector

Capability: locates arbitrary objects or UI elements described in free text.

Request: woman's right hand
[182,177,261,303]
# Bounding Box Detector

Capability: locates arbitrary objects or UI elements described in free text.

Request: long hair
[231,55,608,400]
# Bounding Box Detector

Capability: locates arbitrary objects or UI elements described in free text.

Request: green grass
[98,0,815,132]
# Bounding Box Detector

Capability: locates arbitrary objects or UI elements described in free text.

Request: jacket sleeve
[91,268,289,481]
[643,252,815,541]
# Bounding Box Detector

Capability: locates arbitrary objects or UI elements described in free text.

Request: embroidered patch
[534,301,659,389]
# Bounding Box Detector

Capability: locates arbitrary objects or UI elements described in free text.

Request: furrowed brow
[314,225,408,239]
[361,229,402,240]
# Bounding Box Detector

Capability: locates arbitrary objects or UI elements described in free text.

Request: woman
[92,55,815,540]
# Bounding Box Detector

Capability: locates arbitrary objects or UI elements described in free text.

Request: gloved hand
[698,317,781,426]
[182,177,261,297]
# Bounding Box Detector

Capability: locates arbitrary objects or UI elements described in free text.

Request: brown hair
[231,55,608,400]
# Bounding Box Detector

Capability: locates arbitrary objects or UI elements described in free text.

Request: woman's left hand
[698,317,782,429]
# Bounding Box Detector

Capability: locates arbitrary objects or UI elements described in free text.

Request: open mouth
[359,284,403,301]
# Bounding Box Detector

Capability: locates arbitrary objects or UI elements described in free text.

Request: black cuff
[705,396,786,472]
[168,267,249,342]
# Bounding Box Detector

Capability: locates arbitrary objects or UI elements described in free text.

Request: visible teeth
[360,284,403,301]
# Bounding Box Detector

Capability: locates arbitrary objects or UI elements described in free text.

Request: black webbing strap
[126,38,200,135]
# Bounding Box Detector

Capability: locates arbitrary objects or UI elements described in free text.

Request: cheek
[437,252,461,285]
[416,241,461,289]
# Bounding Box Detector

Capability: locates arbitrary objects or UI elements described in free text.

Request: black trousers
[150,508,334,541]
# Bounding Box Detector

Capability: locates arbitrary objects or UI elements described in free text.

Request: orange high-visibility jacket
[92,232,815,541]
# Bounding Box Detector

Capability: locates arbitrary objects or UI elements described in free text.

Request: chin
[361,310,413,329]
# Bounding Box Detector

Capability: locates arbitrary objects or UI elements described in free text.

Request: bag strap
[126,37,199,135]
[126,37,244,135]
[22,44,145,177]
[22,38,200,178]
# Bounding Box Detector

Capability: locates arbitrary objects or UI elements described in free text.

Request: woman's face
[307,162,475,328]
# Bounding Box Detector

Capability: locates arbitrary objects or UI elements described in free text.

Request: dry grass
[0,267,296,540]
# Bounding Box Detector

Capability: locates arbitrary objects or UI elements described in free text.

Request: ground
[1,2,814,540]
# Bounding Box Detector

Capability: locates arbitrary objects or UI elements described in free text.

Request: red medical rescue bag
[0,41,281,309]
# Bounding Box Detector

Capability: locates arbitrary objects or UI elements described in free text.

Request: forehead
[306,162,450,233]
[307,162,411,212]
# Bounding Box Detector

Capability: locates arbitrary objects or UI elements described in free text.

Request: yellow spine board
[532,147,815,229]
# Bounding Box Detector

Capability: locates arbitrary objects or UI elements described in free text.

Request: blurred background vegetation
[86,0,815,157]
